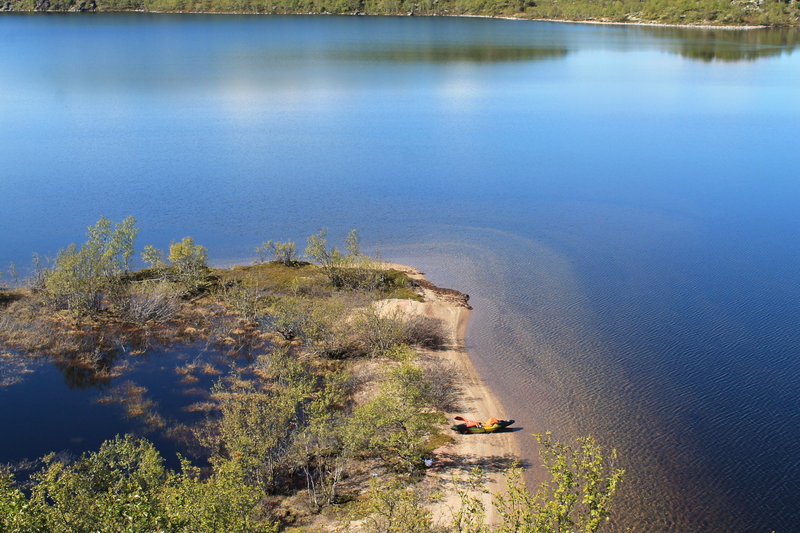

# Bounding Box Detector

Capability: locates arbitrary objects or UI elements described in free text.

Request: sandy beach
[378,263,521,527]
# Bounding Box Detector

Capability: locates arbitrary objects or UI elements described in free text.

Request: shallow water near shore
[2,13,800,531]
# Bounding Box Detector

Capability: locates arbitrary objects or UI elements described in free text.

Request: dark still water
[2,14,800,531]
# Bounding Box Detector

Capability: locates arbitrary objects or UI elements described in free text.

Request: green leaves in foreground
[0,435,274,533]
[494,433,624,533]
[359,432,624,533]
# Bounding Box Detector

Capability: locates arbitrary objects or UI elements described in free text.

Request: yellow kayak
[451,417,515,434]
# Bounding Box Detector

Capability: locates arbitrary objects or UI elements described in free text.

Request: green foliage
[163,457,276,532]
[305,229,420,295]
[301,296,356,358]
[0,472,41,533]
[356,478,435,533]
[43,216,138,314]
[201,353,351,502]
[345,228,361,257]
[494,433,624,533]
[168,237,208,276]
[215,260,324,298]
[217,281,263,322]
[305,228,368,290]
[21,435,168,532]
[141,244,166,270]
[168,237,209,291]
[203,372,301,490]
[452,466,489,533]
[386,360,432,407]
[352,306,410,358]
[305,228,334,269]
[0,264,19,291]
[348,361,445,473]
[0,435,275,533]
[384,343,418,361]
[257,240,299,266]
[521,0,800,25]
[261,295,360,358]
[264,296,313,340]
[291,410,349,509]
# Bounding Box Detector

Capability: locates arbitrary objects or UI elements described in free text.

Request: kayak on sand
[451,416,515,434]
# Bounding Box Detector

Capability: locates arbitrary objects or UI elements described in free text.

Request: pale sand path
[377,263,521,528]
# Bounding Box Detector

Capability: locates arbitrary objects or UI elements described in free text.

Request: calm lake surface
[2,13,800,531]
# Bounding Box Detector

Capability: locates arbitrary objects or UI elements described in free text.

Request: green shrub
[42,216,138,315]
[256,240,298,266]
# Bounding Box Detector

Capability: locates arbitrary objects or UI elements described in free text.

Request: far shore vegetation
[0,216,623,532]
[1,0,800,26]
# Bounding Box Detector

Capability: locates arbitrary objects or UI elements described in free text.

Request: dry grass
[179,373,200,385]
[418,356,462,412]
[120,281,181,324]
[96,381,165,431]
[183,401,217,413]
[405,315,447,349]
[0,289,26,308]
[182,386,210,397]
[199,361,222,375]
[215,261,325,296]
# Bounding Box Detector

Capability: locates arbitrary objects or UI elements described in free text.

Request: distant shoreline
[457,13,767,30]
[0,9,782,29]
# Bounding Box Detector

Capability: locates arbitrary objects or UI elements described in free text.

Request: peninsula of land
[0,220,526,531]
[0,220,624,531]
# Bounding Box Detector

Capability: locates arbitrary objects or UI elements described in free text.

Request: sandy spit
[453,13,766,29]
[377,262,521,527]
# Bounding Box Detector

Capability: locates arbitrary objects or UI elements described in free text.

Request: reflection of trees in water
[324,26,800,64]
[53,353,116,390]
[648,27,799,62]
[49,328,167,390]
[329,44,569,63]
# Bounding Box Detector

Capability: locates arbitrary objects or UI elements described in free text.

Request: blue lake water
[1,13,800,531]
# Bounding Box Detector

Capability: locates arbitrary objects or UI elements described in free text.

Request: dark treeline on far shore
[2,0,800,27]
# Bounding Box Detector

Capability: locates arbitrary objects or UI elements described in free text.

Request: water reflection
[53,354,116,390]
[327,44,569,63]
[0,338,237,466]
[645,26,800,62]
[319,24,799,64]
[43,328,174,390]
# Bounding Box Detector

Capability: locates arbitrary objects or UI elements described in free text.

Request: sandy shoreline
[379,263,521,527]
[455,13,766,29]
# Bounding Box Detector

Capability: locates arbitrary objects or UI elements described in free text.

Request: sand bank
[454,13,766,29]
[378,263,521,526]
